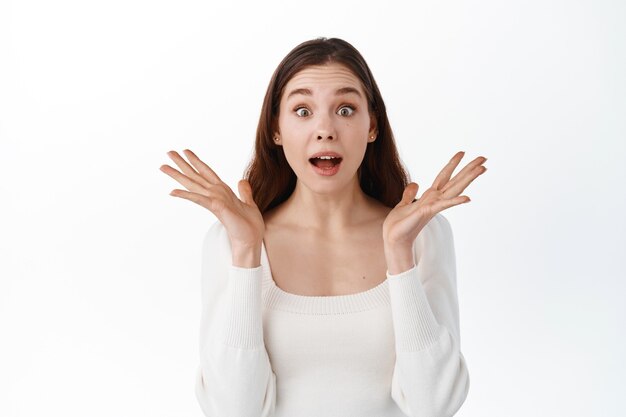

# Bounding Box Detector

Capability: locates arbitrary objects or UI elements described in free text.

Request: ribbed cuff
[220,265,264,349]
[387,265,442,351]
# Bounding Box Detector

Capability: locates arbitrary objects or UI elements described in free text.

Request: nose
[317,133,334,141]
[315,113,336,141]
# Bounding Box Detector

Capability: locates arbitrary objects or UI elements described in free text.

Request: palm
[160,149,265,246]
[382,151,487,247]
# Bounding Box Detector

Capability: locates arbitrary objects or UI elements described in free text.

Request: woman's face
[275,63,377,193]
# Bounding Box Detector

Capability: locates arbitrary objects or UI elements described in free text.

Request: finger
[160,164,207,194]
[442,165,487,198]
[182,149,224,185]
[432,151,465,190]
[237,179,257,207]
[431,195,471,213]
[166,151,213,188]
[441,156,487,193]
[397,182,419,207]
[169,189,217,212]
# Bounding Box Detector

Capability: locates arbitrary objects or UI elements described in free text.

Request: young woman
[161,37,487,417]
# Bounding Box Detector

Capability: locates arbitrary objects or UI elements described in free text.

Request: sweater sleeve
[386,213,470,417]
[194,220,276,417]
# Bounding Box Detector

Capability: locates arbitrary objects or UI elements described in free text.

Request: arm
[195,220,276,417]
[386,213,470,417]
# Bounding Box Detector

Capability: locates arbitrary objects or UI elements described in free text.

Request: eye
[295,107,311,117]
[337,105,355,117]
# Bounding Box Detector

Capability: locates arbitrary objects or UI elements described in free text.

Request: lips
[308,151,343,166]
[309,151,343,159]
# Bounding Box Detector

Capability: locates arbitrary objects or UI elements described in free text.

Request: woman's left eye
[337,106,355,117]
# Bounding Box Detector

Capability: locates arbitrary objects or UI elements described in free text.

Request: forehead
[282,63,365,98]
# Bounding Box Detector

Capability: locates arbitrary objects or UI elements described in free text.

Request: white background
[1,0,624,416]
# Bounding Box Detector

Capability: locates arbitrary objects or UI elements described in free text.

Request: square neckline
[260,238,390,299]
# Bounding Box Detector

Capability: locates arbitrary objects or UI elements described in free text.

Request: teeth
[317,156,338,159]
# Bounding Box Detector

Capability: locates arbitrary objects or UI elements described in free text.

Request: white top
[194,213,470,417]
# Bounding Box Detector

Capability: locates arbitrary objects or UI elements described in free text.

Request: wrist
[231,242,262,268]
[384,243,415,275]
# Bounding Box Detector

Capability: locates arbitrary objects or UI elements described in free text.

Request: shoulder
[201,219,232,259]
[413,213,456,261]
[203,219,226,243]
[431,212,454,239]
[418,213,454,243]
[204,220,228,244]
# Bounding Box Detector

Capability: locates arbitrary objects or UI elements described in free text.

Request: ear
[368,113,378,143]
[273,131,282,145]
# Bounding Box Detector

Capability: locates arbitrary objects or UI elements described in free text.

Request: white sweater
[194,213,470,417]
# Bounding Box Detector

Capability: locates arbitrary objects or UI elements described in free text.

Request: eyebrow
[286,87,363,100]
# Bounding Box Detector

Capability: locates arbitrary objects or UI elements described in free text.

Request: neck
[277,175,377,232]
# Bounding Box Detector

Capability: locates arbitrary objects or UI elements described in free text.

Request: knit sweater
[194,213,470,417]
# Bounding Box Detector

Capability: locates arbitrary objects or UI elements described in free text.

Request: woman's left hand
[382,151,487,250]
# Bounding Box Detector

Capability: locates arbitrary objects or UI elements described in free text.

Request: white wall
[1,0,624,415]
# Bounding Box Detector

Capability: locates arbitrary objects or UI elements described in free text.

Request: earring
[274,137,279,142]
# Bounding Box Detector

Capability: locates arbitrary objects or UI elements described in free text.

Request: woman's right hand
[160,149,265,251]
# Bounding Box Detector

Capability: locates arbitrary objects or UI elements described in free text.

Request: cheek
[277,110,301,139]
[280,137,306,169]
[343,112,369,131]
[338,122,370,147]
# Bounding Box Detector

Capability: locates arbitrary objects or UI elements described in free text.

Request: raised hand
[382,151,487,250]
[160,149,265,249]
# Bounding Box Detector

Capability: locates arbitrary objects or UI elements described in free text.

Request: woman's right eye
[295,107,311,117]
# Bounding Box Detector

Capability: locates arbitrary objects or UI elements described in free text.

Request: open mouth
[309,156,343,169]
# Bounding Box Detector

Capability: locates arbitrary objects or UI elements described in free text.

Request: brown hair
[244,37,410,214]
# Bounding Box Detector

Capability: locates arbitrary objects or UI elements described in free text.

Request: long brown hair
[244,37,410,214]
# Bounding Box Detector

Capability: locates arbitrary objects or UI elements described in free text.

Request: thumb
[398,182,419,207]
[237,179,257,207]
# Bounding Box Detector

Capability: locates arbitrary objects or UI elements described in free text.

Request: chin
[297,170,360,195]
